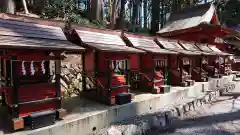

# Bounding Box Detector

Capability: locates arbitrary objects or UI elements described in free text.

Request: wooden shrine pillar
[179,55,183,83]
[223,56,226,74]
[11,56,19,118]
[189,57,192,75]
[54,53,61,110]
[214,56,219,74]
[152,55,155,84]
[199,55,203,76]
[125,59,129,88]
[54,52,67,119]
[82,52,86,91]
[167,54,171,85]
[106,58,111,91]
[106,58,115,105]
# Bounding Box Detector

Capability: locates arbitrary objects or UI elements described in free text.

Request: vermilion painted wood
[84,50,135,99]
[2,52,58,118]
[5,83,56,117]
[0,52,64,61]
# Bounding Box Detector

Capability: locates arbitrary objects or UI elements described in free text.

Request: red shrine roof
[208,45,232,56]
[156,38,201,55]
[178,41,215,55]
[196,43,213,52]
[195,43,231,56]
[0,19,84,51]
[122,33,177,54]
[157,3,234,38]
[74,29,144,53]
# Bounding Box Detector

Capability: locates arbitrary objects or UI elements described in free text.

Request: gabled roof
[179,41,214,55]
[195,43,231,56]
[208,45,232,56]
[74,29,144,53]
[0,19,84,51]
[195,43,213,52]
[179,41,199,51]
[158,3,219,35]
[156,38,201,55]
[123,34,177,54]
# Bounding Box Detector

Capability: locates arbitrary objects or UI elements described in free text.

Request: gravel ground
[150,91,240,135]
[91,88,240,135]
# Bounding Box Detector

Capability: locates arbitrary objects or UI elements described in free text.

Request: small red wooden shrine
[67,28,144,105]
[208,44,233,75]
[223,36,240,72]
[0,19,84,130]
[155,38,197,86]
[122,33,177,94]
[195,43,224,78]
[178,41,210,82]
[233,56,240,72]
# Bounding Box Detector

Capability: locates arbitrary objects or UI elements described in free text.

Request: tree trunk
[160,0,164,29]
[22,0,29,14]
[186,0,191,8]
[171,0,177,14]
[116,0,126,29]
[110,0,117,28]
[90,0,103,21]
[110,0,121,29]
[4,0,15,14]
[151,0,160,34]
[131,0,140,25]
[143,0,148,28]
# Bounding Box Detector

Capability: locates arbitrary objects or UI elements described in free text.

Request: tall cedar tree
[151,0,160,34]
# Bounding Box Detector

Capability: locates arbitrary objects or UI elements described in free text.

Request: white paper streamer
[41,61,46,74]
[21,61,26,75]
[30,61,35,75]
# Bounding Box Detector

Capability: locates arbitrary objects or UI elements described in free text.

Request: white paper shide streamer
[41,61,46,74]
[21,61,26,75]
[30,61,35,75]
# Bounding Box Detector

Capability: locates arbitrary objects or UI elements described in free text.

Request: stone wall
[61,54,83,97]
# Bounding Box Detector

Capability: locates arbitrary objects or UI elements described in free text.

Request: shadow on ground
[112,92,240,135]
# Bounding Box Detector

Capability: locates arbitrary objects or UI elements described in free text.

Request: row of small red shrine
[0,2,237,132]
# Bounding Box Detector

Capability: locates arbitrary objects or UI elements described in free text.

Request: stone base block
[57,109,67,120]
[152,87,160,94]
[109,97,116,105]
[160,86,171,94]
[116,93,132,105]
[199,77,208,82]
[12,118,24,131]
[186,80,195,86]
[180,81,188,87]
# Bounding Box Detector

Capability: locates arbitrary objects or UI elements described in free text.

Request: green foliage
[215,0,240,26]
[41,0,104,29]
[126,23,151,36]
[0,7,6,12]
[41,0,76,20]
[222,0,240,26]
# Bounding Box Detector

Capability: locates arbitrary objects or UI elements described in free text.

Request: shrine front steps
[3,75,237,135]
